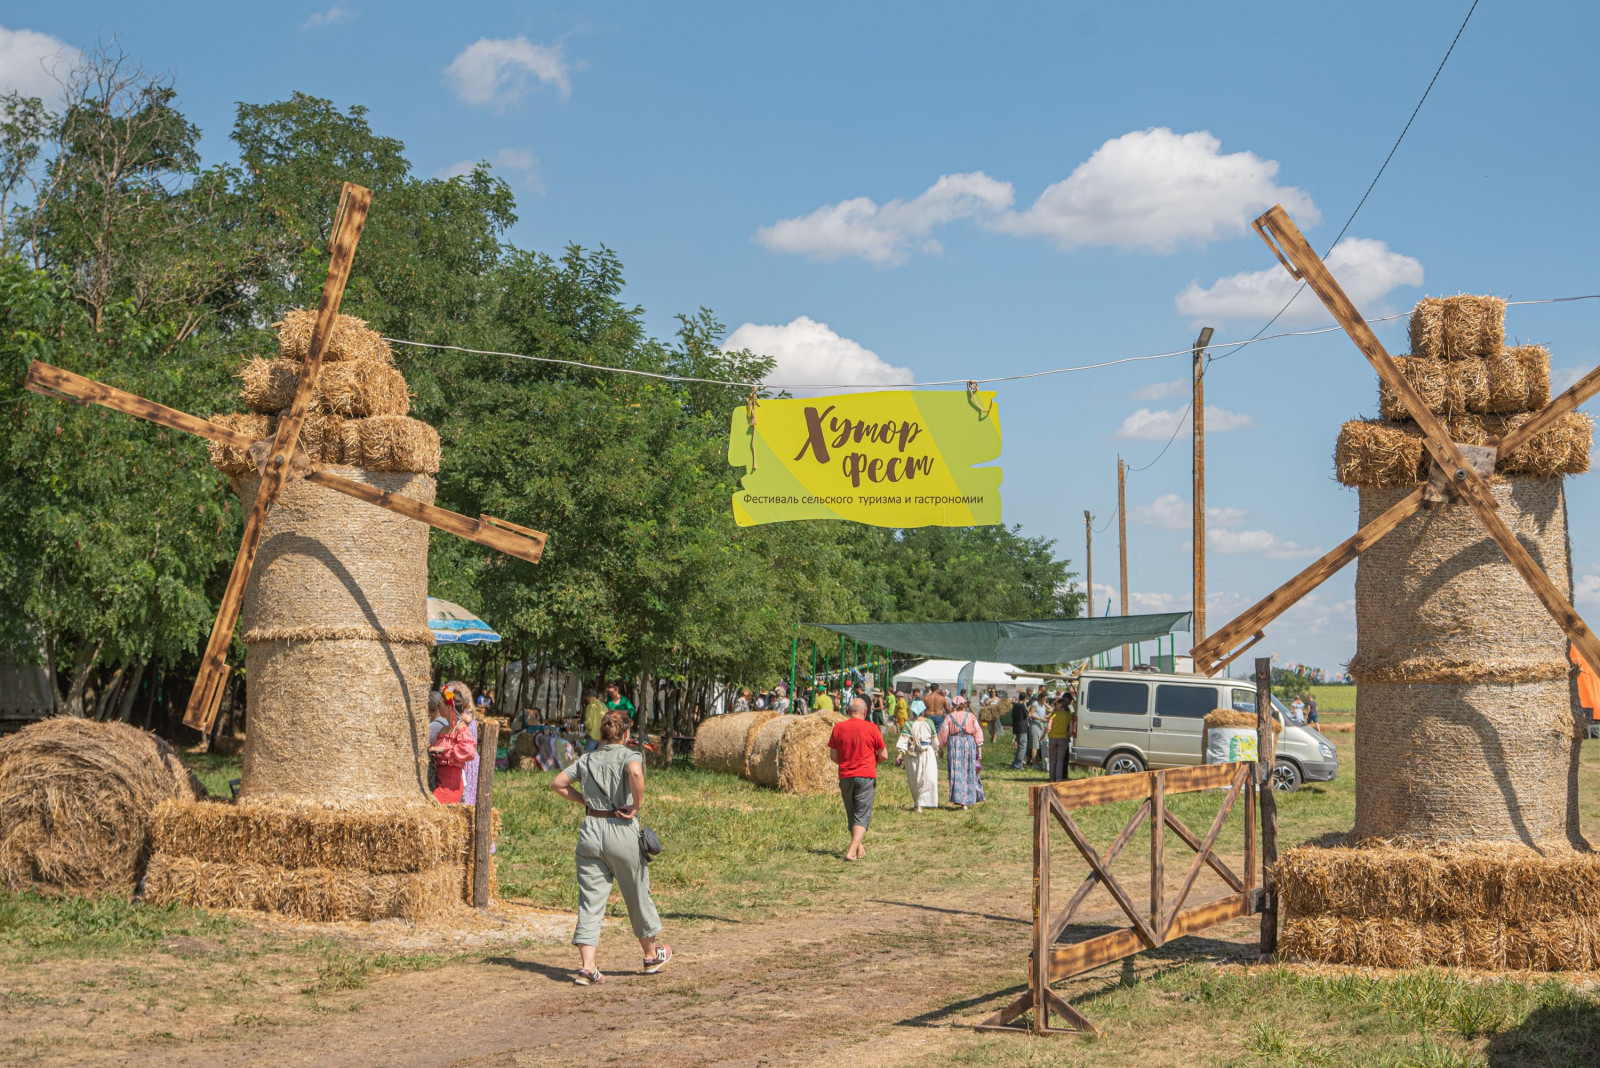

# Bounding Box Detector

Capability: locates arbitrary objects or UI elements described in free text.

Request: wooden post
[1084,510,1093,623]
[1118,458,1130,669]
[1254,656,1278,955]
[1032,786,1050,1033]
[1149,770,1165,941]
[472,718,499,908]
[1191,327,1213,647]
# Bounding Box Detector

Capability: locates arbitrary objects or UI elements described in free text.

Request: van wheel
[1272,759,1302,792]
[1104,751,1146,775]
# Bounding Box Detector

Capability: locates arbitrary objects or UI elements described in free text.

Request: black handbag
[639,825,663,863]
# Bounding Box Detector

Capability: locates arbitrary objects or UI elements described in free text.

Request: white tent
[892,659,1029,692]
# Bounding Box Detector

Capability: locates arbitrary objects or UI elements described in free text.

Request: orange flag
[1571,644,1600,712]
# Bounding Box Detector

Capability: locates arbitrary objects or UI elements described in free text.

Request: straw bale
[1408,295,1506,360]
[694,712,761,777]
[143,854,465,922]
[0,719,205,895]
[777,711,845,795]
[747,715,793,788]
[1280,915,1600,971]
[239,357,411,418]
[1201,709,1280,732]
[275,309,393,364]
[743,709,780,776]
[151,798,472,874]
[206,412,272,477]
[1377,346,1550,419]
[1278,841,1600,925]
[339,415,441,474]
[1334,411,1591,488]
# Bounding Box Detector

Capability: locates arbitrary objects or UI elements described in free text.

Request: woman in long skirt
[938,696,984,810]
[896,705,939,811]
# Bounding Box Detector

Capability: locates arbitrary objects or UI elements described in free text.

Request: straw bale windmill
[24,183,545,919]
[1193,206,1600,969]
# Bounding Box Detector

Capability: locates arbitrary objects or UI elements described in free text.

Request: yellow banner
[728,391,1002,527]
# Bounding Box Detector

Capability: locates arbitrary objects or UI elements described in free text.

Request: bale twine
[1377,345,1550,419]
[1334,412,1591,488]
[692,711,762,777]
[0,719,205,895]
[1348,479,1584,848]
[231,466,437,806]
[274,309,393,364]
[240,356,411,417]
[1408,294,1506,360]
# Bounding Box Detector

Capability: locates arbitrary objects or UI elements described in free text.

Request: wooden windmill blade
[182,182,375,731]
[1195,205,1600,677]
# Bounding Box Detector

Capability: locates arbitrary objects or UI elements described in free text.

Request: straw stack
[694,710,843,795]
[1284,296,1594,971]
[144,310,488,922]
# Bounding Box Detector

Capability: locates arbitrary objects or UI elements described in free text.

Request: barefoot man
[828,696,887,861]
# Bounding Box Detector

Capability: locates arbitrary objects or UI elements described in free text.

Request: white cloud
[302,2,355,29]
[1577,571,1600,609]
[1090,583,1189,615]
[435,147,544,192]
[1208,504,1248,527]
[1132,493,1248,531]
[993,128,1319,252]
[0,25,78,103]
[1115,404,1254,440]
[446,37,570,109]
[1133,379,1186,402]
[1208,528,1321,560]
[723,317,912,394]
[1175,237,1422,323]
[1551,366,1590,395]
[753,172,1014,266]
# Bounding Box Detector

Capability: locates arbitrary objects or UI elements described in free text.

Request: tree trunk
[94,663,128,721]
[59,638,105,718]
[118,661,148,722]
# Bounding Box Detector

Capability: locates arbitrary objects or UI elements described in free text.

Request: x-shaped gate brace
[24,182,547,735]
[977,761,1259,1035]
[1192,206,1600,677]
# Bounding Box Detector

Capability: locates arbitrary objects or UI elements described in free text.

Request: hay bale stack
[1334,412,1590,488]
[1408,294,1506,360]
[274,309,394,364]
[1376,346,1550,419]
[1200,709,1278,765]
[748,711,844,795]
[693,711,763,776]
[746,715,792,788]
[1278,841,1600,971]
[0,719,205,895]
[240,357,411,417]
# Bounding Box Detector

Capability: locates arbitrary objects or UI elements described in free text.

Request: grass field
[1308,684,1358,715]
[5,720,1600,1066]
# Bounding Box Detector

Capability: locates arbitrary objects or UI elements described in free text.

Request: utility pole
[1118,457,1130,669]
[1191,326,1214,650]
[1084,510,1093,623]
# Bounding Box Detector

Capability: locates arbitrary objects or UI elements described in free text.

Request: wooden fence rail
[977,761,1259,1035]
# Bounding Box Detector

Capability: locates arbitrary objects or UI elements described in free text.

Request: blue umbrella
[427,597,501,645]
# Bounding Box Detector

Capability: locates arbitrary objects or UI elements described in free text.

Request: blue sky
[9,2,1600,674]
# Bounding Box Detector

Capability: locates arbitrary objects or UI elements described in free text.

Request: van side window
[1155,684,1219,719]
[1084,680,1149,715]
[1231,688,1256,713]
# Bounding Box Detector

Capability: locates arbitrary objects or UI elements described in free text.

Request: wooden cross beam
[1193,206,1600,677]
[24,182,547,735]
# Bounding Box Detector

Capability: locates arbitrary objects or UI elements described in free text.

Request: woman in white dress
[896,705,939,812]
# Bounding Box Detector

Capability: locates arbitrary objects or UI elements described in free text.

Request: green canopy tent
[791,612,1192,696]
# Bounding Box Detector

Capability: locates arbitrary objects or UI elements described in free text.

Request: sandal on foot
[574,968,605,985]
[642,946,673,974]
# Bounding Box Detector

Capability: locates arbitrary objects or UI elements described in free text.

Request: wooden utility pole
[1118,458,1130,669]
[472,718,500,908]
[1084,510,1094,621]
[1191,326,1214,648]
[1255,656,1278,956]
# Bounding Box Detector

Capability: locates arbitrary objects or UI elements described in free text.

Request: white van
[1070,669,1338,791]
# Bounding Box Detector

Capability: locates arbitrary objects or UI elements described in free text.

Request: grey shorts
[839,776,876,829]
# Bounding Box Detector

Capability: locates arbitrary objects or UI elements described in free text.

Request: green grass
[1308,684,1357,715]
[0,890,236,954]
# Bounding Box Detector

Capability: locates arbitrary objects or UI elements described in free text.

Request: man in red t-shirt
[828,696,887,861]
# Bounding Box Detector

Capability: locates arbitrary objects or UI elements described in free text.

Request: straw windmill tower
[1193,207,1600,970]
[24,184,546,919]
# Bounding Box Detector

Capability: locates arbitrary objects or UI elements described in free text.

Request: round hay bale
[742,709,780,776]
[232,465,437,806]
[746,715,793,788]
[0,718,205,895]
[776,711,844,795]
[1349,479,1585,848]
[692,711,762,777]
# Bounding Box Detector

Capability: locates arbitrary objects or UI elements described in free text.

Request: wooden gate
[977,761,1260,1035]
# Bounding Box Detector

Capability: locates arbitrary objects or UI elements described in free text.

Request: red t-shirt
[828,717,886,779]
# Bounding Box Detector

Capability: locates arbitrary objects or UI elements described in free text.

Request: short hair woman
[550,710,672,985]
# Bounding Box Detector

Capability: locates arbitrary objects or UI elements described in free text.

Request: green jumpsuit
[565,744,661,947]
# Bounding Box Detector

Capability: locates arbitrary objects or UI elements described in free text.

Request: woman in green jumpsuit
[551,710,672,985]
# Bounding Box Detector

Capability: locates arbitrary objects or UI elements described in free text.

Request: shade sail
[892,660,1028,689]
[427,597,501,645]
[809,612,1191,664]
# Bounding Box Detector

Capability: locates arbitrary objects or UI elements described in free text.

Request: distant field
[1309,684,1356,715]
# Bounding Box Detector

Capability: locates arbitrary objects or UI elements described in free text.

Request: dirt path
[36,869,1254,1068]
